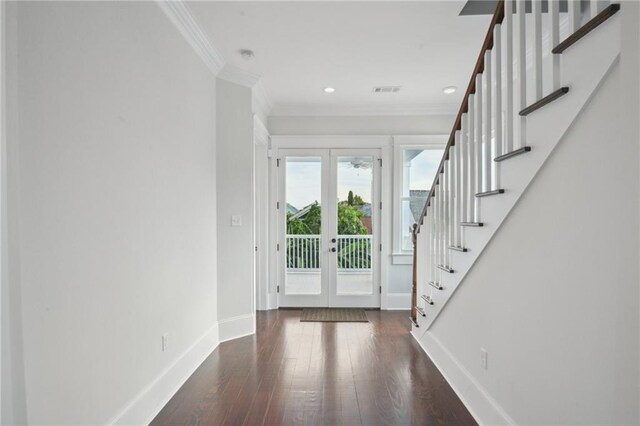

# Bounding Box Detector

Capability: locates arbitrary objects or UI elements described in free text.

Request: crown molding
[218,65,273,118]
[269,103,458,117]
[253,116,270,147]
[218,64,261,87]
[157,0,225,75]
[252,81,274,118]
[158,1,274,118]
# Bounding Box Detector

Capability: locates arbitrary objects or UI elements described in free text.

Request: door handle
[331,238,337,243]
[330,247,337,252]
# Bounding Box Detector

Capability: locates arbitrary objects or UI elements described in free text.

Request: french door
[277,149,381,308]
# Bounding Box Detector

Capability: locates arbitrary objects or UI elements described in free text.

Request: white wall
[425,56,640,424]
[216,79,256,339]
[2,2,218,424]
[1,2,27,424]
[268,114,454,136]
[621,5,640,421]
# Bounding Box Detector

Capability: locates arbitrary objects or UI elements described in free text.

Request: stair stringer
[412,12,621,335]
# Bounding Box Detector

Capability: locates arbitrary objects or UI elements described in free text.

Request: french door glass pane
[335,156,373,295]
[285,157,322,295]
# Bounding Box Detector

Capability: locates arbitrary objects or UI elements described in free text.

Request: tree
[303,203,321,234]
[352,194,365,206]
[347,190,354,206]
[337,204,368,235]
[286,202,321,235]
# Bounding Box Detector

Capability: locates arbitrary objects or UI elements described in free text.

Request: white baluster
[445,171,450,264]
[431,210,436,285]
[569,0,581,35]
[475,73,483,208]
[435,184,440,271]
[483,50,492,192]
[443,170,448,267]
[516,0,527,149]
[440,178,445,267]
[591,0,600,19]
[504,0,514,154]
[447,158,453,261]
[467,94,476,222]
[550,0,560,90]
[493,22,503,188]
[533,0,543,101]
[460,114,468,228]
[454,131,462,248]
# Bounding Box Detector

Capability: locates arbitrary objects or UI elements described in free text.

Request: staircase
[411,0,622,332]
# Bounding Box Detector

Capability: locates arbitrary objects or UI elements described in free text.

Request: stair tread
[476,189,505,197]
[429,281,443,290]
[495,146,531,162]
[520,87,570,116]
[553,4,621,54]
[461,222,484,227]
[437,265,454,273]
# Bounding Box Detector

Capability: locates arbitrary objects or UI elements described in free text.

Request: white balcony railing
[286,234,372,271]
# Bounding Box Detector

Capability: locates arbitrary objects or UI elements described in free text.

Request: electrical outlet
[162,333,169,352]
[480,348,488,370]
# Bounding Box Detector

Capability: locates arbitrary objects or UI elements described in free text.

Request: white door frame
[270,135,393,309]
[327,149,381,308]
[277,149,330,307]
[276,148,381,308]
[253,116,270,311]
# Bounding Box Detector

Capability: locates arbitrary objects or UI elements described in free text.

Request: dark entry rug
[300,308,368,322]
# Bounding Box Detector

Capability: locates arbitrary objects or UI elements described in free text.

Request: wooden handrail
[414,0,505,235]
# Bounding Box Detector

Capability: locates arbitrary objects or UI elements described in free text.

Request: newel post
[411,223,418,326]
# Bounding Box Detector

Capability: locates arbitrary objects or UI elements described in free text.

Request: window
[393,137,446,263]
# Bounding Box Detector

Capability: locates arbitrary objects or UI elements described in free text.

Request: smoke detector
[373,86,401,93]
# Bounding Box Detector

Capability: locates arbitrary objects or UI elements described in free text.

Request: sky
[285,150,443,210]
[408,149,444,192]
[286,159,372,210]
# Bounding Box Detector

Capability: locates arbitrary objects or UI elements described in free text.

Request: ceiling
[188,1,492,116]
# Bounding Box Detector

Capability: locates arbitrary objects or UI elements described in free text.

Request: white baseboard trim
[413,331,515,426]
[384,293,411,310]
[110,323,220,426]
[218,313,256,342]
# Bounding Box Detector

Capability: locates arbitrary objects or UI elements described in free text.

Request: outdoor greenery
[286,194,372,270]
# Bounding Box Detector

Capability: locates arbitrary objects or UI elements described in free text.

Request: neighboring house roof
[409,190,429,222]
[356,203,372,217]
[286,203,299,215]
[289,202,316,220]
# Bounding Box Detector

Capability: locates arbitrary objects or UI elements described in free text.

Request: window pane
[336,156,373,295]
[285,157,322,295]
[400,148,443,251]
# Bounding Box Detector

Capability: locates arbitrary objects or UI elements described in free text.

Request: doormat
[300,308,368,322]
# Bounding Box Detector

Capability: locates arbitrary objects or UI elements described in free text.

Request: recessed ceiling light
[240,49,254,60]
[443,86,457,94]
[324,87,336,94]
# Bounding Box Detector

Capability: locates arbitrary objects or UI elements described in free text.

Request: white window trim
[392,135,447,265]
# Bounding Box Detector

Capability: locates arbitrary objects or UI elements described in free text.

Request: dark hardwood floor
[151,310,476,425]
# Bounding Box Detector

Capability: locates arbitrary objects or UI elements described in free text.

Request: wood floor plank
[151,310,476,426]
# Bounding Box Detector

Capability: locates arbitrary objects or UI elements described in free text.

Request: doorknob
[331,238,336,243]
[330,247,337,252]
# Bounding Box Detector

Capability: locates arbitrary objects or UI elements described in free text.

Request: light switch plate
[231,215,242,227]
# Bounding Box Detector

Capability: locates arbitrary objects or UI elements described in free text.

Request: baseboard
[412,331,515,426]
[218,313,256,342]
[384,293,411,310]
[110,323,220,425]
